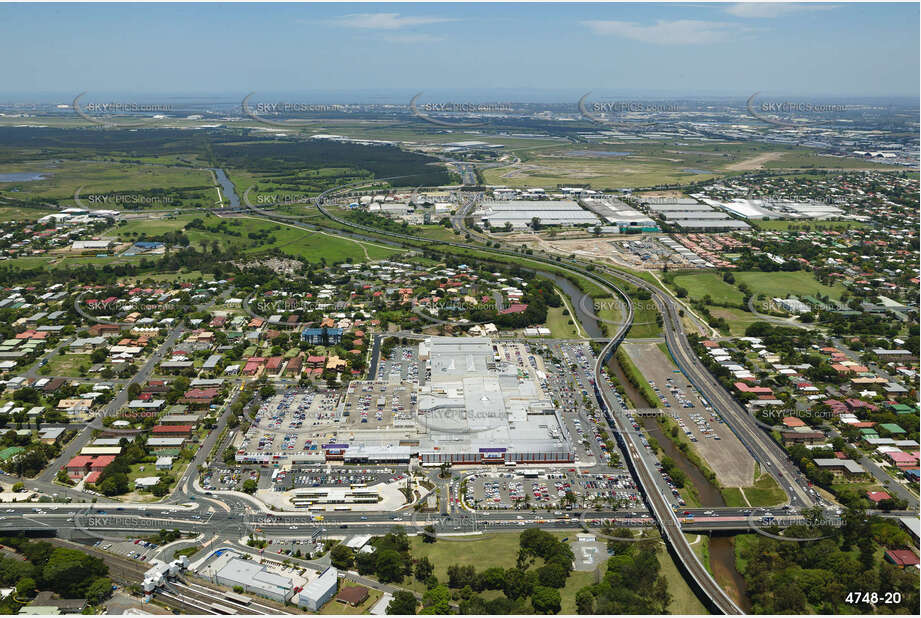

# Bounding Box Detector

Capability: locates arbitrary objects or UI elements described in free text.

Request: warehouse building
[673,219,750,231]
[297,567,339,611]
[582,198,658,232]
[475,200,601,228]
[213,556,295,603]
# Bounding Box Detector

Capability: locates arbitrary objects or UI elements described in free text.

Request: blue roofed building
[301,327,343,345]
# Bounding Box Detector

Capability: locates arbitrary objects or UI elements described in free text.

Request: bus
[504,461,517,468]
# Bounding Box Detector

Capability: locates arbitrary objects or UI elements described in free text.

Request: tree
[15,576,36,599]
[387,590,418,615]
[330,544,353,569]
[241,479,257,494]
[537,562,568,588]
[531,586,561,614]
[415,556,434,582]
[375,549,405,584]
[421,584,451,614]
[575,588,595,614]
[447,564,477,589]
[355,551,377,576]
[503,568,534,600]
[86,577,114,604]
[475,566,505,591]
[43,547,107,597]
[422,525,437,543]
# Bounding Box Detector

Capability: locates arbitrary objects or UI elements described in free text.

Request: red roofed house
[242,358,265,377]
[152,425,193,438]
[866,491,892,504]
[285,355,303,377]
[783,417,806,428]
[499,303,528,315]
[886,451,918,468]
[265,356,283,375]
[734,382,773,395]
[181,388,219,406]
[884,549,919,568]
[66,454,116,480]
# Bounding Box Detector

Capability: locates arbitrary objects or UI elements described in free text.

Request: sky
[1,2,918,101]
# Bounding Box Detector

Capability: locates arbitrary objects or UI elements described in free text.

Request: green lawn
[44,353,91,377]
[753,219,869,231]
[110,213,402,264]
[0,206,56,221]
[734,270,845,300]
[544,305,581,339]
[0,160,215,209]
[657,544,708,614]
[707,306,761,337]
[721,470,786,507]
[405,531,704,614]
[672,273,745,305]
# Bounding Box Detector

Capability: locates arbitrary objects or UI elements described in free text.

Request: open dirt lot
[622,342,755,487]
[724,152,784,171]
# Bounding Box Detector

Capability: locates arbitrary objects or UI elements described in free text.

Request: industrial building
[582,198,659,232]
[475,200,601,228]
[212,555,295,603]
[644,202,713,213]
[697,197,845,220]
[673,219,750,231]
[297,567,339,611]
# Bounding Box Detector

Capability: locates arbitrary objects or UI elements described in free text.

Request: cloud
[724,3,837,18]
[582,19,746,44]
[332,13,456,30]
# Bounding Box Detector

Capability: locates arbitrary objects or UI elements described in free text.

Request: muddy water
[709,535,752,611]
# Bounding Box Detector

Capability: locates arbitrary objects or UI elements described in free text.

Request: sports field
[672,273,745,305]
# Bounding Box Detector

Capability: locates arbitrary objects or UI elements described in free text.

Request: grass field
[752,219,869,231]
[0,160,215,209]
[707,306,762,337]
[657,544,708,614]
[480,138,903,190]
[721,469,786,507]
[44,353,91,377]
[544,305,582,339]
[109,213,402,263]
[0,206,55,221]
[405,531,704,614]
[685,533,711,575]
[734,270,845,300]
[672,273,745,306]
[627,300,662,339]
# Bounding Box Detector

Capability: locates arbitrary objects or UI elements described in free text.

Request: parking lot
[202,467,260,492]
[239,388,343,458]
[375,346,421,384]
[270,466,408,492]
[463,469,640,511]
[623,342,756,487]
[340,380,415,429]
[92,537,161,564]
